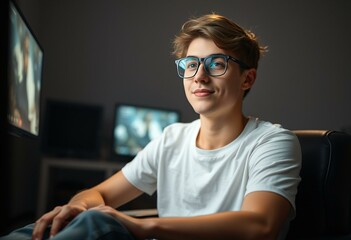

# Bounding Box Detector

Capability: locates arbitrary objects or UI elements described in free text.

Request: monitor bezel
[111,102,181,162]
[7,0,44,139]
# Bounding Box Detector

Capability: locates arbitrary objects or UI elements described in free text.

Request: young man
[1,14,301,240]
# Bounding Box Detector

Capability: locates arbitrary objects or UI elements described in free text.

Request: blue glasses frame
[175,54,250,79]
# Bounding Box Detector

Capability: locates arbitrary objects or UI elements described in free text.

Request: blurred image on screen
[113,104,180,158]
[8,2,43,137]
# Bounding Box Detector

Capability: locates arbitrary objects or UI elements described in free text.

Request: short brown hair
[173,14,266,70]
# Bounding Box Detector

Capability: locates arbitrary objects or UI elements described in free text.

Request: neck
[197,113,248,150]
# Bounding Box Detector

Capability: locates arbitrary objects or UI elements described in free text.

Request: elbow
[252,228,276,240]
[246,222,280,240]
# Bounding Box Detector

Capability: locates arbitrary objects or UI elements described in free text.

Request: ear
[242,68,256,91]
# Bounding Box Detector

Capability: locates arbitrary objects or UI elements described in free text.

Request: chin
[192,106,215,116]
[188,99,220,116]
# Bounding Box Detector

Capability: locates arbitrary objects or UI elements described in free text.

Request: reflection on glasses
[175,54,250,79]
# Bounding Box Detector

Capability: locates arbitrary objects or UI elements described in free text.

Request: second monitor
[112,103,180,161]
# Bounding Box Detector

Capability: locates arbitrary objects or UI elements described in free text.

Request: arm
[33,171,143,239]
[103,191,290,240]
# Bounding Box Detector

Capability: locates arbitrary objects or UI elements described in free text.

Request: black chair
[287,130,351,239]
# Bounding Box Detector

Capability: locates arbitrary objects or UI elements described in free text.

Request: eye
[186,60,198,70]
[209,58,226,70]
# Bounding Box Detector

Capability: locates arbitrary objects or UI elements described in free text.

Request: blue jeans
[0,210,136,240]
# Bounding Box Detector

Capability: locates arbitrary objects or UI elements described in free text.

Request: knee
[75,209,127,229]
[79,209,109,218]
[76,209,114,223]
[69,210,133,238]
[52,210,133,240]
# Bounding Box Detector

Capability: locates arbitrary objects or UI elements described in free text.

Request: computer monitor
[1,1,10,233]
[8,1,44,138]
[112,103,180,161]
[41,99,104,159]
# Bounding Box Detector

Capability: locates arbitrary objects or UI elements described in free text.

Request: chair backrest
[287,130,351,239]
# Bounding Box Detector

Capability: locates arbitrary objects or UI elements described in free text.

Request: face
[183,37,255,118]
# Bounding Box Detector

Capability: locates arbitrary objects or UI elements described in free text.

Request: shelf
[36,157,125,217]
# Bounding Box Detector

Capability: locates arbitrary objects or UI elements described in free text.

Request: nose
[193,63,209,83]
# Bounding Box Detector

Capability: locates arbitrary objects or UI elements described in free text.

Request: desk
[37,157,124,218]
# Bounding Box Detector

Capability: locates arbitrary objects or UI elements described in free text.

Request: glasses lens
[177,57,199,78]
[204,55,227,76]
[176,55,229,78]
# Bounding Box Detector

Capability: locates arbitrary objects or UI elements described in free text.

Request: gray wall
[10,0,351,226]
[32,0,351,137]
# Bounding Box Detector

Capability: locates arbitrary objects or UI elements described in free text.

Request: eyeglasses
[175,54,250,79]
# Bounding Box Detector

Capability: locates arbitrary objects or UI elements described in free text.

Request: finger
[89,205,113,213]
[89,204,105,211]
[49,213,66,238]
[91,205,123,219]
[50,205,83,237]
[32,206,62,240]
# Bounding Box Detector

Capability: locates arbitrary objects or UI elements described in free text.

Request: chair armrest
[122,208,158,218]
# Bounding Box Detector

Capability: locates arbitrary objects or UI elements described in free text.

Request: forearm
[139,211,276,240]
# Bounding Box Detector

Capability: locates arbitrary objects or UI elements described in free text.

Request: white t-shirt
[122,117,301,219]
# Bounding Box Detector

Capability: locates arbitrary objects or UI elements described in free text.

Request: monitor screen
[113,103,180,161]
[8,1,43,137]
[42,99,104,159]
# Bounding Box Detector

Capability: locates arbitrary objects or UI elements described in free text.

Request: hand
[90,205,151,240]
[32,204,87,240]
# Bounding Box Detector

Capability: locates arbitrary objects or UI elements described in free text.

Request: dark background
[3,0,351,235]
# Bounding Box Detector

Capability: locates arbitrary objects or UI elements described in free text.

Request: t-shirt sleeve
[246,129,302,212]
[121,137,160,196]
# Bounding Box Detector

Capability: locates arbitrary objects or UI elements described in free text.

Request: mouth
[192,88,215,97]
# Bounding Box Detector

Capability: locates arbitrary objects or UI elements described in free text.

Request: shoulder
[246,117,298,143]
[243,118,301,162]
